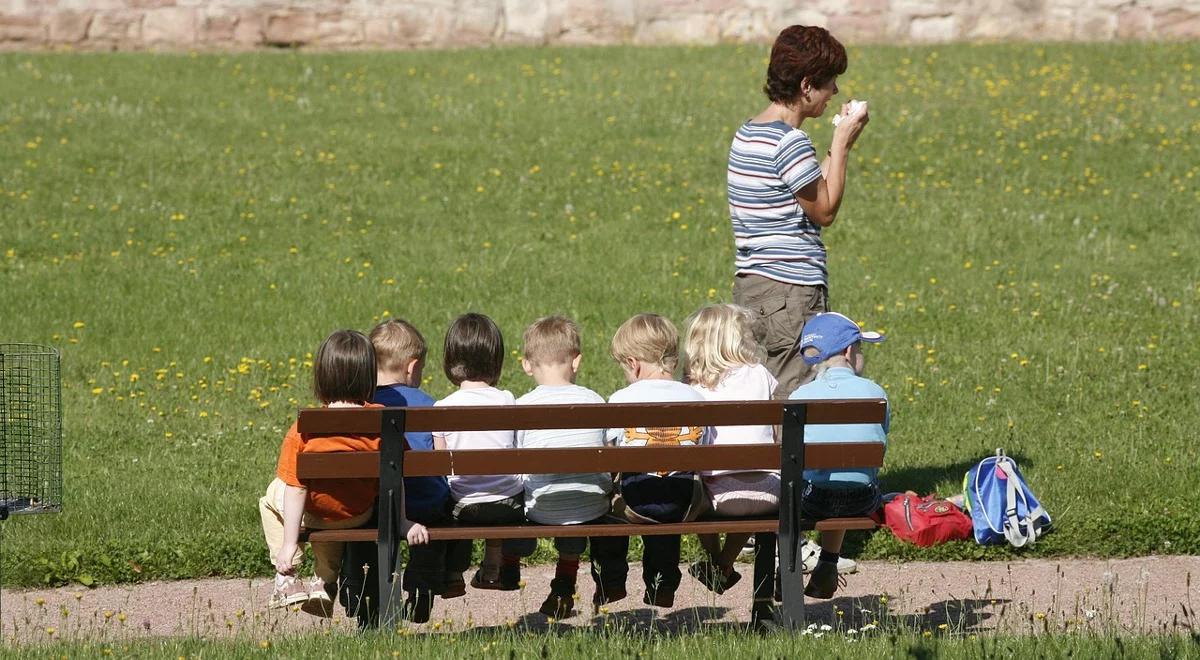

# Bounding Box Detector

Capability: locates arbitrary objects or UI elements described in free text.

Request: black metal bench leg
[777,403,808,630]
[376,409,407,628]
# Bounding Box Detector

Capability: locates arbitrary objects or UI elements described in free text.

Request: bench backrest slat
[296,442,885,479]
[296,399,886,434]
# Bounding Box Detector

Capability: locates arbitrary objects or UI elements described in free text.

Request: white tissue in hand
[831,99,866,126]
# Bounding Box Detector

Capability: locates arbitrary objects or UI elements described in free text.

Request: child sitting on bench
[510,315,614,619]
[789,312,888,600]
[261,329,429,617]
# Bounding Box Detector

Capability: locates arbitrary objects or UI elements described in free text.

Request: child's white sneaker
[800,540,858,575]
[737,538,757,560]
[299,577,335,618]
[269,576,314,609]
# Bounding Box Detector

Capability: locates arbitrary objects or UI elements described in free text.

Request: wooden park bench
[296,398,886,629]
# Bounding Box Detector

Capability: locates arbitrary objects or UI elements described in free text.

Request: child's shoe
[591,584,627,613]
[403,591,433,624]
[802,560,844,599]
[737,537,757,561]
[470,565,521,591]
[642,587,675,608]
[268,576,312,609]
[538,576,576,619]
[688,560,741,595]
[442,574,467,599]
[498,563,522,590]
[299,577,335,617]
[800,539,858,574]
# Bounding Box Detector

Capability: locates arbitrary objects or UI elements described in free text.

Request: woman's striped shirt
[727,121,826,287]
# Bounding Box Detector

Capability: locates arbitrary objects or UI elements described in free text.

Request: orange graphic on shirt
[623,426,703,446]
[623,426,703,476]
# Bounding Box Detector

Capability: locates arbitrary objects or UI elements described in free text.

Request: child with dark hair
[433,313,524,595]
[261,329,430,617]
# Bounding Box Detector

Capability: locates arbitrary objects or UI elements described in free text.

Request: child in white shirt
[433,313,522,594]
[683,304,780,595]
[513,315,613,618]
[600,313,711,609]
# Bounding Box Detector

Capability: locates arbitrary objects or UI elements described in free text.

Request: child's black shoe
[538,576,576,619]
[403,591,433,624]
[470,566,521,591]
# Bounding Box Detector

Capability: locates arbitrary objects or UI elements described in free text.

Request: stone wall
[1,0,1197,50]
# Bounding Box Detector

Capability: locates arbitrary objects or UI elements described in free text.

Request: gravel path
[5,556,1198,645]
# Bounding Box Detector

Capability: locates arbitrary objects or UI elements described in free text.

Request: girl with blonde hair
[683,304,781,595]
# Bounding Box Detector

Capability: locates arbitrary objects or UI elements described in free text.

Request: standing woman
[728,25,870,398]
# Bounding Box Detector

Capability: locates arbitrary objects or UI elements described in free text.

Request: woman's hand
[274,544,299,575]
[833,101,870,151]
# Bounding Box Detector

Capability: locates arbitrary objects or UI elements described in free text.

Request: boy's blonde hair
[369,319,428,375]
[523,315,581,365]
[610,313,679,374]
[684,304,759,389]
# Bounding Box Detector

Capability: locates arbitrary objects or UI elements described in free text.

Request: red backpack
[876,492,973,547]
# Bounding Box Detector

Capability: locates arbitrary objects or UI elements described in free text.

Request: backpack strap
[998,458,1046,547]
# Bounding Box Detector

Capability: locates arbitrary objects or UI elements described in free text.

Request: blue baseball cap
[799,312,885,365]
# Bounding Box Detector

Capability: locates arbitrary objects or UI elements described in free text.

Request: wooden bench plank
[301,517,876,543]
[297,442,885,479]
[296,399,887,434]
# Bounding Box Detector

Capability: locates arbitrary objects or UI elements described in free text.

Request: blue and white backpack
[962,449,1051,547]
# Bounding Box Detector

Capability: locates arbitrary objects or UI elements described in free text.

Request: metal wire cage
[0,344,62,517]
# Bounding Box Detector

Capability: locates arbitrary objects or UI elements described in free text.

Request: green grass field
[10,631,1200,659]
[0,41,1197,588]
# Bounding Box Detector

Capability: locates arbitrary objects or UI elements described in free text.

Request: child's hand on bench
[404,520,430,546]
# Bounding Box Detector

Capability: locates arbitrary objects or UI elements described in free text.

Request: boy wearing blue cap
[788,312,888,599]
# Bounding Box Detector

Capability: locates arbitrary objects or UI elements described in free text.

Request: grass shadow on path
[799,593,1009,634]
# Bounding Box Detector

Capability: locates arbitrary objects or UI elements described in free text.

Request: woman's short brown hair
[763,25,848,104]
[313,329,376,405]
[443,313,505,386]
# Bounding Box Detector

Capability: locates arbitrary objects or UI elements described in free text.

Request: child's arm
[399,493,430,545]
[275,484,308,575]
[605,427,622,446]
[432,432,447,450]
